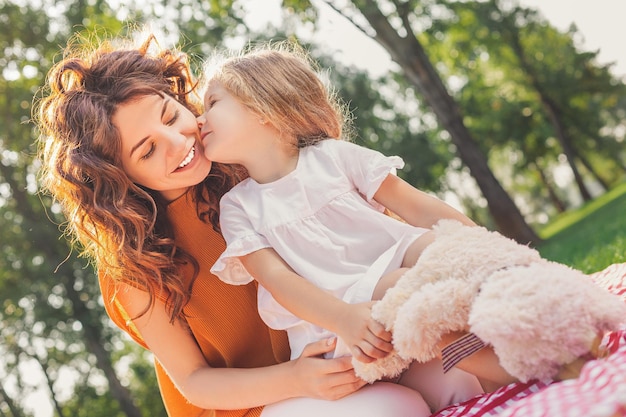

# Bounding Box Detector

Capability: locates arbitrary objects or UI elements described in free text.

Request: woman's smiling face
[113,94,213,201]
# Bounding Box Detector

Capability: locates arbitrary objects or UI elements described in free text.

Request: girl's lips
[200,131,213,144]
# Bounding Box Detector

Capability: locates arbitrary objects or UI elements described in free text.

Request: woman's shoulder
[98,273,150,349]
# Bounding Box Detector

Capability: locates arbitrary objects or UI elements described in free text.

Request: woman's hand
[290,338,368,401]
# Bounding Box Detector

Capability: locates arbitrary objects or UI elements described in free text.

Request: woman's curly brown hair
[35,33,244,323]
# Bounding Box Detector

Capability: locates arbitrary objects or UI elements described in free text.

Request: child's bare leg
[438,331,517,392]
[398,358,483,412]
[402,230,436,268]
[439,331,599,390]
[371,231,437,300]
[372,268,408,300]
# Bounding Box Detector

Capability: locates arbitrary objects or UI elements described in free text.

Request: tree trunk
[0,383,25,417]
[19,346,69,417]
[501,3,594,202]
[40,356,69,417]
[573,124,626,174]
[62,274,145,417]
[538,97,593,201]
[1,161,145,417]
[536,166,567,213]
[348,0,540,244]
[574,150,610,192]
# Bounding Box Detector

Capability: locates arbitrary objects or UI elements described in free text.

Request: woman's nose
[159,126,186,151]
[159,134,184,160]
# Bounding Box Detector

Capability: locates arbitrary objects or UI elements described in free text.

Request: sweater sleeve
[98,272,148,349]
[99,273,265,417]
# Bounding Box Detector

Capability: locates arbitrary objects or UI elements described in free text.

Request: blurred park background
[1,0,625,415]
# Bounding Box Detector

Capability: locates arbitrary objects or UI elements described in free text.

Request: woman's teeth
[178,146,195,168]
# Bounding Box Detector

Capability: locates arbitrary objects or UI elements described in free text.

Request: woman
[34,32,443,417]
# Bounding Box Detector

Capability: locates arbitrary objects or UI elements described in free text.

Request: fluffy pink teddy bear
[354,220,626,383]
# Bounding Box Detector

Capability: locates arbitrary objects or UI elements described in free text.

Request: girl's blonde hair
[35,33,244,322]
[203,41,350,147]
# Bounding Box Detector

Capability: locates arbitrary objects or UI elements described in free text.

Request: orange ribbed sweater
[99,191,290,417]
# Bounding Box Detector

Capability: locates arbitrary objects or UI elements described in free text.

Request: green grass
[537,181,626,273]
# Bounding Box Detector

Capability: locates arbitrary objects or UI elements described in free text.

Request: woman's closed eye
[139,109,181,160]
[166,109,180,126]
[141,143,155,160]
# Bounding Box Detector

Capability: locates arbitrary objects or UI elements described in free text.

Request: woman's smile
[176,145,196,171]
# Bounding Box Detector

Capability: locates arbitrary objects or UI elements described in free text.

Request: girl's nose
[196,114,206,128]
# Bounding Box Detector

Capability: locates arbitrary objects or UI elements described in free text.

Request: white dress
[211,139,428,359]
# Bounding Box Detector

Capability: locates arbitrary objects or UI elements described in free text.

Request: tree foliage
[281,0,625,232]
[1,1,206,415]
[424,0,626,217]
[282,0,543,243]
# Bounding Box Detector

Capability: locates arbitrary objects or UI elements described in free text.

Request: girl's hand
[290,338,368,400]
[336,302,393,363]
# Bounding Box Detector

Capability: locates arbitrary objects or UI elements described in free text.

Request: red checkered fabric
[591,263,626,302]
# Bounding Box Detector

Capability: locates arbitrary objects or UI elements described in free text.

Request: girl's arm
[241,248,393,363]
[373,174,476,228]
[115,283,366,410]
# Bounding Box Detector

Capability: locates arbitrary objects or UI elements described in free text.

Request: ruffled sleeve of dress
[210,190,270,285]
[324,139,405,204]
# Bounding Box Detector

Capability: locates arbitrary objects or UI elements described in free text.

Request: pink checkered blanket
[433,263,626,417]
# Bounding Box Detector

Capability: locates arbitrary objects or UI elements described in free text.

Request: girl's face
[197,81,267,165]
[113,94,212,201]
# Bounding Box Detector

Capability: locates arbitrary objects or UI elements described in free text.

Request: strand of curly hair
[35,33,244,323]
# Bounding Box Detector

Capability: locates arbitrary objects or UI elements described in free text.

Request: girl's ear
[259,119,267,125]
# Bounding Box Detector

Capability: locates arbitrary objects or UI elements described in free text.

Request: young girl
[200,42,484,412]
